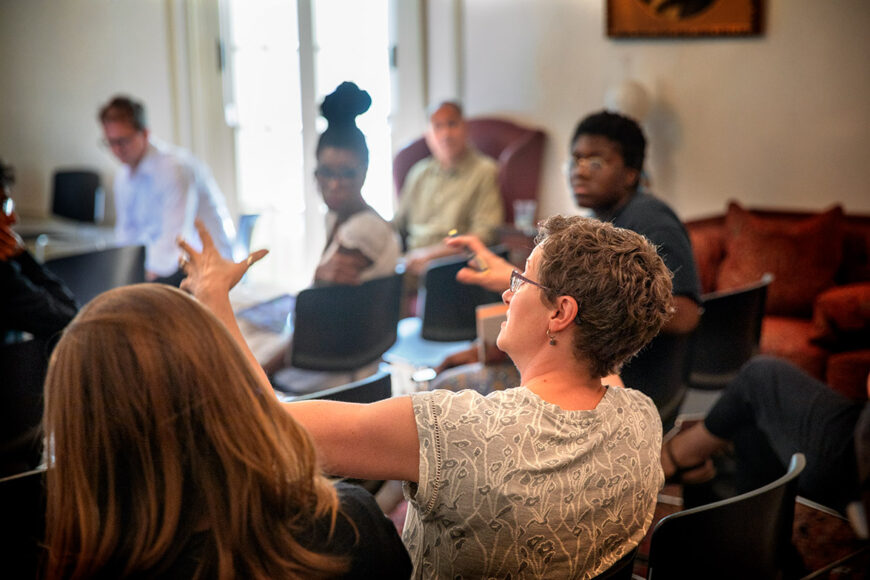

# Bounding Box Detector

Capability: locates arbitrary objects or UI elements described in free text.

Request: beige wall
[454,0,870,221]
[3,0,868,226]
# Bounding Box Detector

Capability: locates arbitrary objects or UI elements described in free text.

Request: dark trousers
[704,355,865,513]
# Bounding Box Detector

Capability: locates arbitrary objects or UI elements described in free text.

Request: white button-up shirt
[113,139,235,276]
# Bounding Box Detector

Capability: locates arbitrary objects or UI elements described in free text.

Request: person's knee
[737,356,793,390]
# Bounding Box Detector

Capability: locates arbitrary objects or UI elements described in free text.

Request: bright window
[225,0,392,292]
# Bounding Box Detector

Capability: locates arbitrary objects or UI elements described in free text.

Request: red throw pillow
[811,282,870,348]
[717,203,844,317]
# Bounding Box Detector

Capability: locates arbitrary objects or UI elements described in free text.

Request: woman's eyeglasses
[509,270,582,324]
[314,166,362,182]
[510,270,550,293]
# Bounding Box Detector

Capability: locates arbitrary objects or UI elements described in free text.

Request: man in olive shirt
[394,101,504,276]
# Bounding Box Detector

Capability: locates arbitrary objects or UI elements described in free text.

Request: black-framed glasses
[314,166,362,182]
[510,270,550,293]
[510,270,582,325]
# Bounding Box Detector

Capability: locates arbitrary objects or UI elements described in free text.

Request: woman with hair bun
[313,81,399,286]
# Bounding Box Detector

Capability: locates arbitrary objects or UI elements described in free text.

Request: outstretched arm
[178,220,270,391]
[284,397,420,482]
[180,222,421,482]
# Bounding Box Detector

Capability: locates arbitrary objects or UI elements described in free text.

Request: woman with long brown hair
[41,283,410,578]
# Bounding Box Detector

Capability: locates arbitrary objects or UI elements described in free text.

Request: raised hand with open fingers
[178,220,268,300]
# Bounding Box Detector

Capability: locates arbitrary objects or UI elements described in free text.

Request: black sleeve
[0,251,78,339]
[329,481,413,579]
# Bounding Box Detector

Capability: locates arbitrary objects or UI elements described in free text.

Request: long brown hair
[43,284,346,579]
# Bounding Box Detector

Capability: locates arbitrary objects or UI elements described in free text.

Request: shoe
[663,438,716,485]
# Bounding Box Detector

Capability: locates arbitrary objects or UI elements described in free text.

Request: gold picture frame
[607,0,763,38]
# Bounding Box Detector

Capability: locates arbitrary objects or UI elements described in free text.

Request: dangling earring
[546,329,557,346]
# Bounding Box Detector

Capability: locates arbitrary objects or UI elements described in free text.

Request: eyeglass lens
[315,166,359,181]
[570,157,605,172]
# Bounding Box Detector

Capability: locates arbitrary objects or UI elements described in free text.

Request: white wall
[455,0,870,221]
[0,0,235,221]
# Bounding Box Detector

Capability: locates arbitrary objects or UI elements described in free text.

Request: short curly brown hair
[534,215,673,377]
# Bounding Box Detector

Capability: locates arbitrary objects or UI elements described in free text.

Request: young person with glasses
[180,213,673,578]
[312,81,399,286]
[98,95,236,286]
[264,82,401,393]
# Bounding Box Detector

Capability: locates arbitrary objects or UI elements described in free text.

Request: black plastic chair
[43,245,146,305]
[689,273,773,390]
[52,169,105,223]
[0,468,47,578]
[646,453,806,580]
[620,331,694,432]
[289,274,403,372]
[384,250,507,370]
[593,546,638,580]
[280,369,392,403]
[418,249,507,342]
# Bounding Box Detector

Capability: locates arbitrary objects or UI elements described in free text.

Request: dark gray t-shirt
[603,191,701,304]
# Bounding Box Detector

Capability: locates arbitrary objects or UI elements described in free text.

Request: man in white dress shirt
[98,95,235,284]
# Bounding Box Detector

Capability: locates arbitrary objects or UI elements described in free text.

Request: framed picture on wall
[607,0,763,38]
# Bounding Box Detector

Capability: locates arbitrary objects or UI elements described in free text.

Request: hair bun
[320,82,372,128]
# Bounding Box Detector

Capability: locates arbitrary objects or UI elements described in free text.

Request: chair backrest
[291,274,402,371]
[620,331,694,431]
[392,117,547,224]
[0,339,49,478]
[592,546,638,580]
[647,453,806,580]
[43,245,146,305]
[418,250,506,342]
[0,468,47,577]
[689,273,773,390]
[52,169,105,223]
[282,370,392,403]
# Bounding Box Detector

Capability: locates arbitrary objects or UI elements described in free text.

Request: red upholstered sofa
[686,202,870,400]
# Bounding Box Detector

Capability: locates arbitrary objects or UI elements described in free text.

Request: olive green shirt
[394,148,504,250]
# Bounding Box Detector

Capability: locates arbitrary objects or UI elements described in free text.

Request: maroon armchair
[392,117,547,225]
